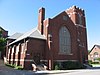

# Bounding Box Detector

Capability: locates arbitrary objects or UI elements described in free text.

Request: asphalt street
[1,59,100,75]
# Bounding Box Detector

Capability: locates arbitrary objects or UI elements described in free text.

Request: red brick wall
[24,38,46,69]
[45,13,79,60]
[27,38,45,59]
[37,6,88,69]
[42,6,88,64]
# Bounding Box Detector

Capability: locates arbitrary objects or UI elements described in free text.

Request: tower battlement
[65,5,86,26]
[66,5,85,16]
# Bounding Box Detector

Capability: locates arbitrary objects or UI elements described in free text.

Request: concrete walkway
[0,59,81,75]
[0,59,35,75]
[0,59,13,70]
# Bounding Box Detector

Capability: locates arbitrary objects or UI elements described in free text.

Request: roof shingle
[7,33,23,40]
[9,28,46,45]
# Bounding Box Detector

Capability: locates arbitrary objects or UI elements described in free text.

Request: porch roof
[7,33,23,40]
[9,28,46,45]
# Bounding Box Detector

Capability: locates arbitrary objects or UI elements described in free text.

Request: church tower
[66,5,86,27]
[66,6,88,63]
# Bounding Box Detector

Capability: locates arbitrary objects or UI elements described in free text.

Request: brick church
[6,6,88,70]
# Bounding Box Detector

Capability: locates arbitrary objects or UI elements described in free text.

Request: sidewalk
[0,59,35,75]
[1,59,100,75]
[0,59,14,71]
[0,59,78,75]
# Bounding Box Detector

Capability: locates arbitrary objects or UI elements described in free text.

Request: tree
[0,30,6,51]
[0,38,6,51]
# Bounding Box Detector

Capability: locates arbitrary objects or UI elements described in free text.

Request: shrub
[91,62,99,64]
[14,66,23,70]
[54,61,85,70]
[6,63,15,68]
[88,60,92,64]
[54,62,60,70]
[62,61,85,70]
[97,58,100,61]
[5,63,23,70]
[54,65,59,70]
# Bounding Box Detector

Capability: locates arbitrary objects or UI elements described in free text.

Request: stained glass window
[59,26,71,54]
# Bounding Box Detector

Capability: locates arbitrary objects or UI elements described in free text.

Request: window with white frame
[59,26,71,54]
[93,52,99,62]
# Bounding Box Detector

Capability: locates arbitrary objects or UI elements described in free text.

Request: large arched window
[59,26,71,54]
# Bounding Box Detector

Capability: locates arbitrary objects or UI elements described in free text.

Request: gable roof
[0,26,5,31]
[9,28,46,45]
[89,45,100,54]
[95,45,100,49]
[0,26,7,31]
[7,33,23,40]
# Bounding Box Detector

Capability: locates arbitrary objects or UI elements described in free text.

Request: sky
[0,0,100,50]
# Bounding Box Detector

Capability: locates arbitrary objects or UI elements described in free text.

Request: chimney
[38,7,45,35]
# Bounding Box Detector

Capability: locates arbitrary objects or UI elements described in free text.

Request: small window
[63,16,68,21]
[78,14,82,25]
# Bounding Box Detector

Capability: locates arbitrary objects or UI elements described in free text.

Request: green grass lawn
[91,64,100,67]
